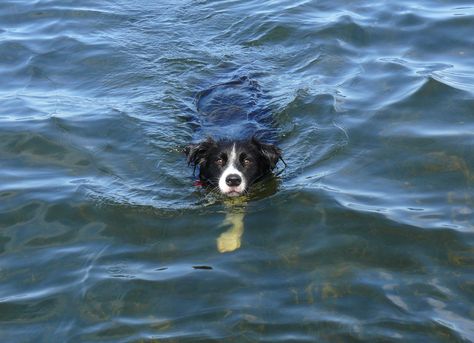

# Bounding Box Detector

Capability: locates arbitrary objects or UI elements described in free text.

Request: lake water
[1,0,473,341]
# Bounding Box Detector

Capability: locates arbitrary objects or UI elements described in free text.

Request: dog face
[186,137,281,197]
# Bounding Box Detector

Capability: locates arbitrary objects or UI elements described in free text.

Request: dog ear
[251,136,282,170]
[184,137,216,166]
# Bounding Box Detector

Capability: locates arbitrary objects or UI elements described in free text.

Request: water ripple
[1,0,473,341]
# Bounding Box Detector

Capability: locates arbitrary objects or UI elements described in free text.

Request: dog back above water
[185,76,283,197]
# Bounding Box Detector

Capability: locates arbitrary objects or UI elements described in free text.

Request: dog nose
[225,174,242,187]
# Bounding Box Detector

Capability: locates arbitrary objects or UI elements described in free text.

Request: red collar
[193,180,205,187]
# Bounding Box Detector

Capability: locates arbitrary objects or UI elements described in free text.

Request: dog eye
[243,158,251,167]
[215,158,224,166]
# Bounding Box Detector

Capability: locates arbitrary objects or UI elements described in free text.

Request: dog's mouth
[223,187,245,197]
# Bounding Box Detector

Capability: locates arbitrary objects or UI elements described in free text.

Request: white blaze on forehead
[218,143,246,196]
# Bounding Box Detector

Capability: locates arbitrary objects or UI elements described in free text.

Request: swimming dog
[185,77,283,197]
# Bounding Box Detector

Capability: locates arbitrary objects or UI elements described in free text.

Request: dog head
[185,137,281,197]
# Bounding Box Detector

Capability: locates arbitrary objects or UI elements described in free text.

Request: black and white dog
[185,77,283,197]
[186,136,281,197]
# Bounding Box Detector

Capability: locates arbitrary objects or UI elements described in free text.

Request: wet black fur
[185,137,281,189]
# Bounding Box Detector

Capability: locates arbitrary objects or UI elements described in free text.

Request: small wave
[432,69,474,94]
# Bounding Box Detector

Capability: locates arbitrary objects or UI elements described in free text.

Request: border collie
[185,77,283,197]
[186,136,281,197]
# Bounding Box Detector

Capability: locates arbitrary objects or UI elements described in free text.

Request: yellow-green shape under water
[217,198,247,253]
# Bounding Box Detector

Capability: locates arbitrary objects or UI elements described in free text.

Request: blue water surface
[0,0,473,342]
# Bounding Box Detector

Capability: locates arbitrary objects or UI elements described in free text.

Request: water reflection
[1,0,474,341]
